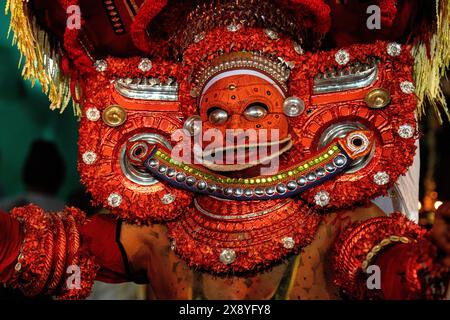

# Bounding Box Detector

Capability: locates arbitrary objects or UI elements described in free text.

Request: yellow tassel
[5,0,80,116]
[412,0,450,124]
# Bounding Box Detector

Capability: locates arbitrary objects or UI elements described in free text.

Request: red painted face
[200,73,289,140]
[196,73,292,172]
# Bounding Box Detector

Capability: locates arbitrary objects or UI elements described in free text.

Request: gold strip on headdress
[5,0,81,116]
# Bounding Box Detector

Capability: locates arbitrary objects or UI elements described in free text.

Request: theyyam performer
[1,0,450,300]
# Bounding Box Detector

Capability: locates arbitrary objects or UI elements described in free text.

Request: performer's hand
[431,202,450,267]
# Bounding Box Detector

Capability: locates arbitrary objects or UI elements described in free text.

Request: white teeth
[197,139,294,172]
[115,77,179,101]
[313,60,378,94]
[315,60,376,80]
[200,135,292,158]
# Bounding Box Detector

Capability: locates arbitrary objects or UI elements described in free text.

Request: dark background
[0,13,80,202]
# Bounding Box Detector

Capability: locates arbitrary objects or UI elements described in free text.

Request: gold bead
[399,236,410,244]
[367,252,375,261]
[372,245,382,253]
[361,261,368,270]
[364,88,391,109]
[15,262,22,272]
[389,235,400,242]
[102,105,127,127]
[380,239,391,246]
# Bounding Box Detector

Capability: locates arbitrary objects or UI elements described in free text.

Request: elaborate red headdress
[7,0,449,119]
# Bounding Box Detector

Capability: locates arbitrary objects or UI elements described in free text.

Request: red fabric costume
[1,0,450,299]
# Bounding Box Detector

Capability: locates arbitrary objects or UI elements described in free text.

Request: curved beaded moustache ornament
[127,130,374,201]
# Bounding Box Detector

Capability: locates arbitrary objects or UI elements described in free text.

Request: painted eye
[208,108,229,125]
[243,103,268,121]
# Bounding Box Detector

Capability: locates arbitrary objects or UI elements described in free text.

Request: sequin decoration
[315,191,330,207]
[265,29,279,40]
[227,22,242,32]
[107,193,122,207]
[398,124,415,139]
[387,42,401,57]
[85,108,101,122]
[82,151,97,165]
[335,49,350,65]
[219,249,236,265]
[293,42,304,55]
[373,171,390,186]
[282,236,295,249]
[400,81,415,94]
[161,193,176,205]
[193,32,205,43]
[94,60,108,72]
[138,58,153,72]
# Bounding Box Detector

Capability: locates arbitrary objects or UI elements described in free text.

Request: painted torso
[122,203,385,300]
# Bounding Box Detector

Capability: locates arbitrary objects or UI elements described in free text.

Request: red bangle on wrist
[6,205,99,300]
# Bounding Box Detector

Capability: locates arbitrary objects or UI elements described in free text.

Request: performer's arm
[332,206,450,299]
[0,211,22,284]
[0,205,134,299]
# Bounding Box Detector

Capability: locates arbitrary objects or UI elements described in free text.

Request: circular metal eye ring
[243,103,268,121]
[120,133,172,186]
[318,122,375,174]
